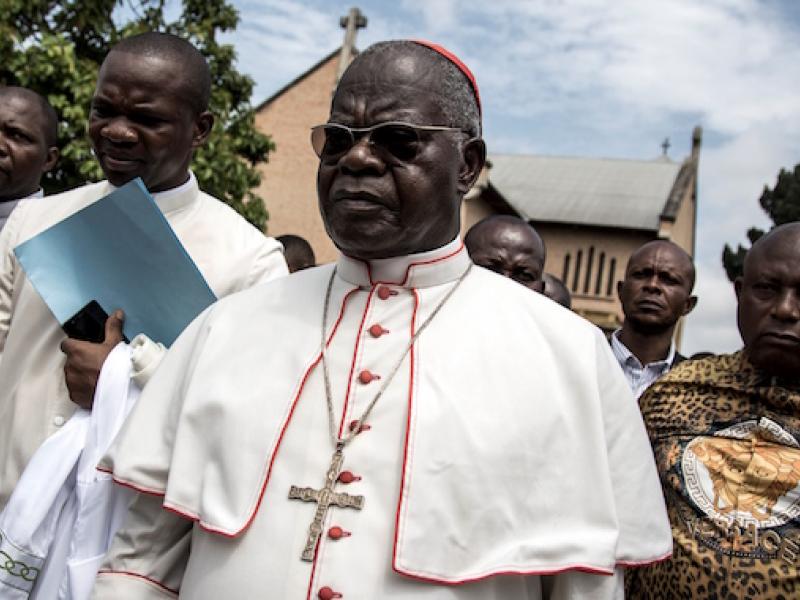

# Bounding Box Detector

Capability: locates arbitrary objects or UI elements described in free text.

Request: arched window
[595,252,606,295]
[562,253,571,282]
[606,258,617,296]
[572,250,583,292]
[583,247,595,294]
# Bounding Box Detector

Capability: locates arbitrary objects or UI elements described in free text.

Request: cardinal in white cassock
[92,40,672,600]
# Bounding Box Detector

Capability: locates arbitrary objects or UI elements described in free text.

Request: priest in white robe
[0,86,59,232]
[92,40,671,599]
[0,32,288,511]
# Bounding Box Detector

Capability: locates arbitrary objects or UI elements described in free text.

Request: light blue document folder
[14,178,217,346]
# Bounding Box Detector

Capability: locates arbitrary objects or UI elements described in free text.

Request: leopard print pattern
[626,351,800,599]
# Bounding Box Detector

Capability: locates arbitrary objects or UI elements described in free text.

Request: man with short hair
[0,32,287,509]
[277,233,316,272]
[93,40,669,599]
[0,86,59,231]
[612,240,697,399]
[465,214,546,292]
[626,222,800,598]
[543,273,572,309]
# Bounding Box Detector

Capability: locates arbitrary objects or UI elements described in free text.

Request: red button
[318,587,342,600]
[348,420,371,433]
[358,370,378,384]
[338,470,361,484]
[369,324,388,338]
[328,526,351,540]
[377,286,397,300]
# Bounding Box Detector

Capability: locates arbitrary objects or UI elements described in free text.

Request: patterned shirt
[626,351,800,599]
[610,329,676,400]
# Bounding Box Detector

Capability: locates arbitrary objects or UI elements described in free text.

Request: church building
[252,9,700,333]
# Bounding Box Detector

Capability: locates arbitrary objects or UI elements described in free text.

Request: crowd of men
[0,30,798,600]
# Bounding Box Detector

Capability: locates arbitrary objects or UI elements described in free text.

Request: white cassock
[0,189,43,232]
[93,239,672,600]
[0,172,288,510]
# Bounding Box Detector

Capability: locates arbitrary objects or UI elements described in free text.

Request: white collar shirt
[610,329,676,400]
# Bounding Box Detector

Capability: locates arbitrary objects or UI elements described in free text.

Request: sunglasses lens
[372,124,421,161]
[312,125,354,159]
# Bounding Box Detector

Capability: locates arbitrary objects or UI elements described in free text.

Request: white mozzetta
[94,241,670,599]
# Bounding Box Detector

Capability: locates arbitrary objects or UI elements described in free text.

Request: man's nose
[101,118,137,144]
[772,289,800,322]
[642,275,662,292]
[339,136,385,175]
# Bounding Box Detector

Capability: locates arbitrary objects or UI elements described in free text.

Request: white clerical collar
[336,238,470,289]
[108,172,197,214]
[0,189,42,220]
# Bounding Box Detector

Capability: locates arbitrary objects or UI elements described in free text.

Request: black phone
[62,300,111,343]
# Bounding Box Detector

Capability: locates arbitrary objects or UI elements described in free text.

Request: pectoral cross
[288,444,365,561]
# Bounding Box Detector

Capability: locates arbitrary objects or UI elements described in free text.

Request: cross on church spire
[661,137,671,157]
[336,7,368,83]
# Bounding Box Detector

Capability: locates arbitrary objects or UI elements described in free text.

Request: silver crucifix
[288,444,365,561]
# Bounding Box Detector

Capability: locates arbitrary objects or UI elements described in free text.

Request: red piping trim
[99,285,360,538]
[393,563,614,586]
[617,550,672,567]
[336,289,375,437]
[201,286,360,538]
[391,288,420,570]
[362,242,466,286]
[96,569,178,595]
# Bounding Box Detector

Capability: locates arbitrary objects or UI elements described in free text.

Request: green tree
[722,163,800,281]
[0,0,273,229]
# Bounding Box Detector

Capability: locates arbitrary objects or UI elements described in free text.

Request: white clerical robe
[0,173,288,508]
[93,240,671,599]
[0,189,43,232]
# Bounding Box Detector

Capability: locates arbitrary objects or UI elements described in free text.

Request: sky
[221,0,800,355]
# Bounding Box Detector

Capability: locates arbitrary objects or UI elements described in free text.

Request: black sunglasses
[310,121,464,162]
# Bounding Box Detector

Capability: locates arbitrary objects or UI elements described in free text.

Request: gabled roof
[255,48,340,112]
[487,153,685,231]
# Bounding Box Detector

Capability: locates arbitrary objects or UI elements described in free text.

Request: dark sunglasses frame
[310,121,465,161]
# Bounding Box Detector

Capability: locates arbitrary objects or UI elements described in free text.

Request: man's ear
[616,279,624,301]
[683,295,698,316]
[42,147,59,173]
[457,137,487,195]
[734,277,743,300]
[192,111,214,149]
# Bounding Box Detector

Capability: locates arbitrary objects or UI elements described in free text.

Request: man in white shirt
[611,240,697,400]
[93,40,670,599]
[0,86,59,231]
[0,32,288,509]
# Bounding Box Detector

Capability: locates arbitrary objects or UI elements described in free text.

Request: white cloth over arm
[0,343,140,599]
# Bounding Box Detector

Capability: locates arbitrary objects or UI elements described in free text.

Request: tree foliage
[0,0,273,229]
[722,163,800,281]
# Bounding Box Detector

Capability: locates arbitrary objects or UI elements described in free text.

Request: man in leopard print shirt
[627,222,800,599]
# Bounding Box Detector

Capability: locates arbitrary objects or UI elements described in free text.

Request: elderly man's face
[316,54,482,259]
[736,230,800,377]
[89,51,212,192]
[0,93,57,201]
[618,242,696,333]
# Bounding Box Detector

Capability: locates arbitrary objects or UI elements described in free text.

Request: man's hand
[60,309,126,409]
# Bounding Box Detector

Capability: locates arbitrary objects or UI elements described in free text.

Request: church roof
[487,153,685,231]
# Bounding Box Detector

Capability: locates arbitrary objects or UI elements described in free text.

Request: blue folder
[15,178,217,347]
